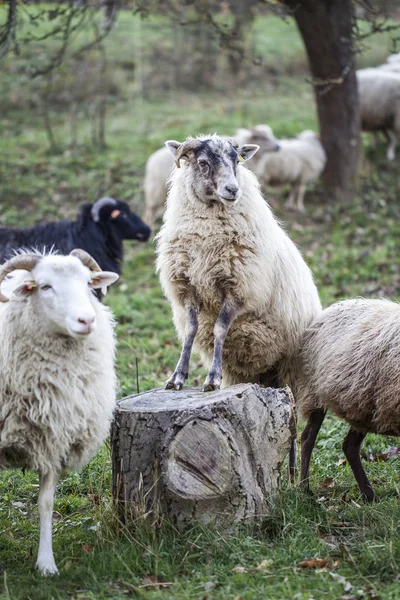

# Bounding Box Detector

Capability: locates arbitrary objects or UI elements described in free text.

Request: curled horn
[0,254,42,303]
[174,139,202,168]
[91,197,117,223]
[69,249,102,272]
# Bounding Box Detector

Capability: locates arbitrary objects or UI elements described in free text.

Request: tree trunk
[111,384,294,528]
[283,0,360,204]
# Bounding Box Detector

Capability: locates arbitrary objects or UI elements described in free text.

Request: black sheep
[0,197,151,276]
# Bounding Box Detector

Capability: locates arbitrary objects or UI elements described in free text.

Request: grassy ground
[2,6,400,600]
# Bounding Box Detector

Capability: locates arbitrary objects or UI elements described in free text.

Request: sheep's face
[92,198,151,242]
[247,125,280,155]
[166,137,259,207]
[9,256,118,339]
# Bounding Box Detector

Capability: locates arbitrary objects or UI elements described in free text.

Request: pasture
[1,6,400,599]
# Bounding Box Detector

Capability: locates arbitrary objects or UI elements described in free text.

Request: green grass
[2,6,400,600]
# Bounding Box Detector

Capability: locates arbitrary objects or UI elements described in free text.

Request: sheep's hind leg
[202,300,240,392]
[36,470,60,575]
[300,408,326,491]
[385,130,397,161]
[342,428,376,502]
[165,306,198,390]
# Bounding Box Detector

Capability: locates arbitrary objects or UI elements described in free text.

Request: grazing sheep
[143,127,279,229]
[252,128,326,212]
[357,68,400,161]
[0,249,118,574]
[296,298,400,502]
[0,197,151,277]
[156,134,321,395]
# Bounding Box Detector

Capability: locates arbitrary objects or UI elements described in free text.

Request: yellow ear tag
[110,209,121,219]
[238,154,245,163]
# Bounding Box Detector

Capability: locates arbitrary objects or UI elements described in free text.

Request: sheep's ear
[165,140,181,157]
[13,280,37,298]
[90,271,119,296]
[237,144,260,163]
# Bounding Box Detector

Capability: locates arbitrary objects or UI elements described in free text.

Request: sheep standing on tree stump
[155,134,321,393]
[111,384,294,527]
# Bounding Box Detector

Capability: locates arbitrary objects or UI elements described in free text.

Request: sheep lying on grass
[296,298,400,502]
[156,134,321,395]
[143,127,279,229]
[251,127,326,212]
[0,197,151,279]
[357,68,400,161]
[0,249,118,574]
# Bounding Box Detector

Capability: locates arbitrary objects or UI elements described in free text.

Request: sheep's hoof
[165,373,186,390]
[36,558,59,576]
[201,380,221,392]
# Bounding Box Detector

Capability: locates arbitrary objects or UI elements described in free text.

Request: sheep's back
[296,298,400,435]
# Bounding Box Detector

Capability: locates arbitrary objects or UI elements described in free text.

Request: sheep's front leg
[286,185,297,211]
[202,300,241,392]
[296,183,306,213]
[165,306,198,390]
[36,470,59,575]
[385,130,397,161]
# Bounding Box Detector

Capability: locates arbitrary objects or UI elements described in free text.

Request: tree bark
[111,384,294,528]
[283,0,360,204]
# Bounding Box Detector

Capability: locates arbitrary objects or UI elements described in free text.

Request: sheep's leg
[202,300,241,392]
[36,470,59,575]
[165,306,198,390]
[289,439,297,482]
[342,428,375,502]
[286,185,297,210]
[386,131,397,161]
[300,408,326,491]
[296,183,306,213]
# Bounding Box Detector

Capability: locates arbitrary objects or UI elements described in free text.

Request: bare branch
[0,0,17,60]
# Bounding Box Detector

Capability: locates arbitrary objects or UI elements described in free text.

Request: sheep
[156,134,321,397]
[357,68,400,161]
[143,127,279,229]
[251,127,326,212]
[0,249,118,574]
[0,196,151,278]
[295,298,400,502]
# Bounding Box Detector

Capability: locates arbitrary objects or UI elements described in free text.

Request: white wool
[0,253,117,574]
[357,68,400,160]
[156,155,321,387]
[254,130,326,188]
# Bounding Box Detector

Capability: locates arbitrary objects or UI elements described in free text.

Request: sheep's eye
[40,284,52,291]
[198,159,208,168]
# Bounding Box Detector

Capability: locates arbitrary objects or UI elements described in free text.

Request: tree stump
[111,383,294,528]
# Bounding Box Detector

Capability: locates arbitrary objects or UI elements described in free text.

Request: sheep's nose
[225,184,239,196]
[78,316,95,327]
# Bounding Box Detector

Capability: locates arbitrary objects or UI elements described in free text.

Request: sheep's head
[240,125,280,156]
[0,250,119,339]
[165,135,259,206]
[91,197,151,242]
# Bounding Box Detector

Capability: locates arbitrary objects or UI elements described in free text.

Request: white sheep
[156,134,321,396]
[295,298,400,502]
[357,68,400,160]
[251,127,326,212]
[143,127,279,229]
[0,249,118,575]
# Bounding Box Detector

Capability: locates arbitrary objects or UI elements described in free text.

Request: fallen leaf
[11,501,25,509]
[330,572,352,591]
[82,544,93,554]
[318,535,339,551]
[141,574,171,589]
[299,558,330,569]
[251,559,273,572]
[64,560,73,570]
[319,477,335,490]
[232,566,248,573]
[337,457,347,466]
